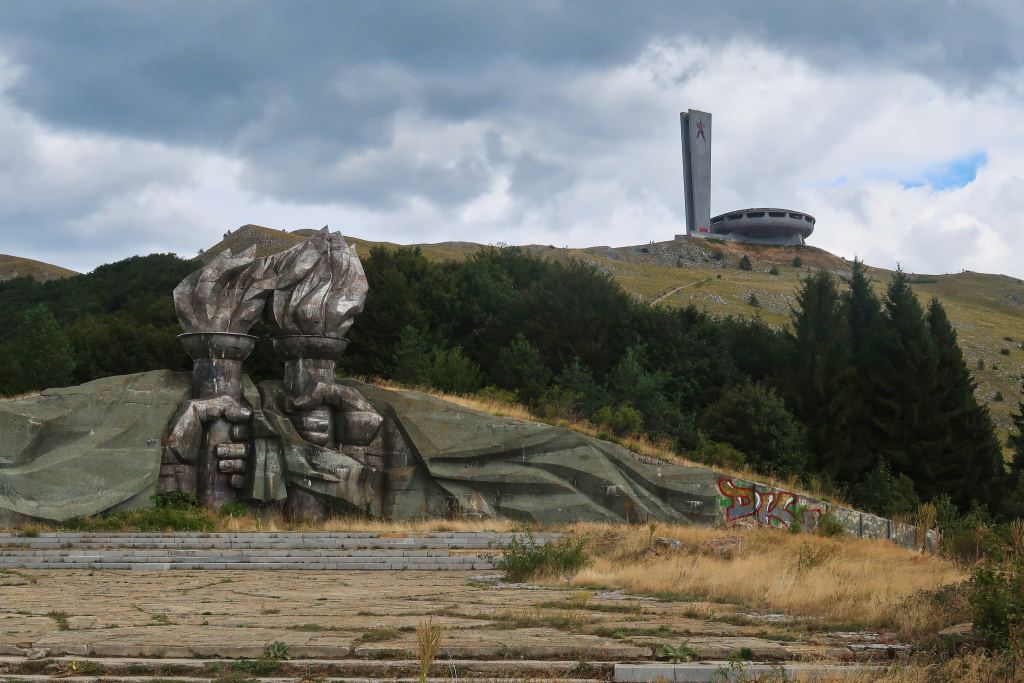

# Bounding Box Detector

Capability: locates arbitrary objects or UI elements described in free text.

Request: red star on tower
[695,119,706,142]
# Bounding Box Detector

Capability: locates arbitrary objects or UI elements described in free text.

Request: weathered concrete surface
[350,381,721,526]
[0,568,821,662]
[0,371,190,525]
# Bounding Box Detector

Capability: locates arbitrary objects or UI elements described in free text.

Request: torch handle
[198,415,238,508]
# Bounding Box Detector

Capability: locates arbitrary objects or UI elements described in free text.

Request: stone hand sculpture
[285,380,383,447]
[167,247,282,507]
[161,396,254,492]
[264,228,382,450]
[162,227,383,516]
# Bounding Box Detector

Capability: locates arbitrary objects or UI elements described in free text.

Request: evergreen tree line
[0,246,1015,520]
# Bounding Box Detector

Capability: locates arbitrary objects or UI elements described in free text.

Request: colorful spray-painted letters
[717,478,820,529]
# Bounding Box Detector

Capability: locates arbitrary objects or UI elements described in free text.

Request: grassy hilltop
[0,254,79,283]
[206,225,1024,434]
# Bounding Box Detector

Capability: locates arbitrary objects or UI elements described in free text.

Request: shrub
[791,256,803,268]
[220,502,248,518]
[490,334,552,404]
[427,346,482,394]
[495,532,592,582]
[697,380,806,476]
[978,358,985,371]
[768,265,780,276]
[738,255,752,270]
[694,436,746,469]
[995,391,1004,402]
[476,386,518,404]
[711,248,725,261]
[151,491,199,510]
[747,294,760,307]
[1002,348,1011,355]
[661,639,694,663]
[815,510,847,538]
[593,404,644,437]
[640,247,650,254]
[970,555,1024,650]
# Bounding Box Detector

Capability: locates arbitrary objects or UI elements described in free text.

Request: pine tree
[839,257,885,481]
[392,325,432,385]
[869,268,940,500]
[781,269,857,480]
[926,298,1006,511]
[490,334,552,404]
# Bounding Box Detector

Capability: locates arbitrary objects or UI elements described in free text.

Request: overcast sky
[1,1,1023,277]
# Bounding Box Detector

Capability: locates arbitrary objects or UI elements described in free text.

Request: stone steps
[0,678,604,683]
[0,532,556,571]
[0,656,612,681]
[0,656,880,682]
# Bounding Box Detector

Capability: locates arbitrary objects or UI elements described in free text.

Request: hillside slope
[0,254,79,283]
[202,228,1023,432]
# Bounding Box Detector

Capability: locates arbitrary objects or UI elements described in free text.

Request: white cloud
[3,35,1024,279]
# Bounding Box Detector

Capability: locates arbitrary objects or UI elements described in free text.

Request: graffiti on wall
[717,478,820,529]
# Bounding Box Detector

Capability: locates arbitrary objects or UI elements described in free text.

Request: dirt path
[651,279,711,306]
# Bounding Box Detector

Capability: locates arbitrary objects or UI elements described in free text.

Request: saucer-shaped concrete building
[679,109,815,245]
[709,208,815,245]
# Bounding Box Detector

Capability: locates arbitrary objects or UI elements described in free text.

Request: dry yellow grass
[564,522,967,634]
[805,651,1020,682]
[216,514,521,534]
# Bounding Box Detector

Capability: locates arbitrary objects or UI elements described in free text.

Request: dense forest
[1,246,1022,521]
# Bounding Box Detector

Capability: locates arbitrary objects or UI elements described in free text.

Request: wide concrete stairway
[0,531,556,570]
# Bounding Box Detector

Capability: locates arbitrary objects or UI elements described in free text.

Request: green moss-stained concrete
[0,371,936,552]
[0,371,189,525]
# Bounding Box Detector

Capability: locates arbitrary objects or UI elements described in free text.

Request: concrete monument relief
[1,225,920,549]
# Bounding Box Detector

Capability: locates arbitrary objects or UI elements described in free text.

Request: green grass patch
[233,658,282,676]
[59,506,216,532]
[46,610,70,631]
[592,624,673,639]
[356,628,399,642]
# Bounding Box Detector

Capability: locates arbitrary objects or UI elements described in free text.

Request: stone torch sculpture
[263,228,382,452]
[166,247,278,507]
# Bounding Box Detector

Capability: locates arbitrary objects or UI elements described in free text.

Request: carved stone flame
[263,227,367,338]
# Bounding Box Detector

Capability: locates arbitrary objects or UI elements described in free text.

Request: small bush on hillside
[593,404,644,437]
[476,386,518,404]
[971,555,1024,650]
[640,247,650,254]
[738,255,752,271]
[768,265,780,276]
[815,510,847,538]
[747,294,760,307]
[496,532,592,582]
[711,248,725,261]
[791,256,803,268]
[693,436,746,469]
[427,346,482,394]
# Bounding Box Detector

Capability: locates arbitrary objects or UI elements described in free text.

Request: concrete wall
[712,475,938,552]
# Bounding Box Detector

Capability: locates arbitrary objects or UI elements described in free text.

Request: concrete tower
[680,109,712,235]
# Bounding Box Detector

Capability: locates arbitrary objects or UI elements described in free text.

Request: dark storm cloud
[1,2,1020,164]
